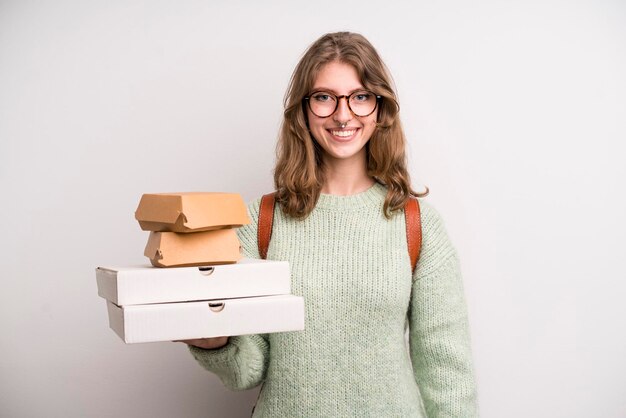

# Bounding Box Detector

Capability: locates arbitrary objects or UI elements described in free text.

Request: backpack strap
[404,197,422,274]
[257,192,422,273]
[258,192,277,260]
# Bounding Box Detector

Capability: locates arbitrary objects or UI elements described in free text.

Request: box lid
[96,258,291,306]
[134,192,251,232]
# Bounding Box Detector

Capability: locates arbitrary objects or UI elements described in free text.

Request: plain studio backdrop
[1,1,624,417]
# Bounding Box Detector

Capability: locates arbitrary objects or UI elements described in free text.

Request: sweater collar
[314,182,387,210]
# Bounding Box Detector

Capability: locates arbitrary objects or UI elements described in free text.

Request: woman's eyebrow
[311,87,365,94]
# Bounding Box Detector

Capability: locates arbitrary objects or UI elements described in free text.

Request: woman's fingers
[175,336,230,350]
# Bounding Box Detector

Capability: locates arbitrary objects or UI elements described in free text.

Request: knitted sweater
[189,182,479,417]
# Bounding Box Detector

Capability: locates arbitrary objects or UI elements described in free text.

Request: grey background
[1,0,625,417]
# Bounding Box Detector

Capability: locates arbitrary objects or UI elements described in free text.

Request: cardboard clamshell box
[106,294,305,343]
[95,258,291,305]
[135,192,250,233]
[144,228,241,267]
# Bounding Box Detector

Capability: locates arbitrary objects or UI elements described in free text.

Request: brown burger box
[144,228,241,267]
[135,192,250,233]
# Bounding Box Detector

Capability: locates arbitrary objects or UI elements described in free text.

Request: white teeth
[330,129,356,137]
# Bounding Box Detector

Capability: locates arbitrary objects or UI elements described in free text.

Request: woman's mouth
[327,128,359,141]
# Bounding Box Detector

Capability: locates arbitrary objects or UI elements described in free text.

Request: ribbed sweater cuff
[188,335,269,390]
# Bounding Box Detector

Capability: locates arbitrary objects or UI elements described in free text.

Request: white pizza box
[106,294,305,343]
[96,258,290,306]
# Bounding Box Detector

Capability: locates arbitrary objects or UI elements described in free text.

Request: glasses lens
[309,92,337,117]
[349,91,377,116]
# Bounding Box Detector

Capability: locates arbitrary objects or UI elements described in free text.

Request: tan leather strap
[257,192,422,273]
[258,192,276,259]
[405,197,422,273]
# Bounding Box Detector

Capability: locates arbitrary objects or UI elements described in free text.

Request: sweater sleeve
[408,202,479,417]
[187,198,271,391]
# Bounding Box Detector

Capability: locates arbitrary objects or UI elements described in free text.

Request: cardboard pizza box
[105,294,305,344]
[96,258,291,305]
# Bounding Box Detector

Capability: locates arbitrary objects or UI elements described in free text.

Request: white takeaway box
[96,258,291,305]
[106,294,304,343]
[95,258,304,343]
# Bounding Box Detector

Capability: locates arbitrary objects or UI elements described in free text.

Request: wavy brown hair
[274,31,428,219]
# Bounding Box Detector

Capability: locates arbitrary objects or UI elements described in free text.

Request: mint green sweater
[189,183,479,417]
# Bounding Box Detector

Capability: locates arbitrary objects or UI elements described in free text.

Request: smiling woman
[182,31,479,417]
[273,32,417,218]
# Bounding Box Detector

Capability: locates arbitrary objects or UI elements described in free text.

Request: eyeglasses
[303,90,381,118]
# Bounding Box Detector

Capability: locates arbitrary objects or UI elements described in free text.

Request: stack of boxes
[95,192,304,344]
[135,192,247,267]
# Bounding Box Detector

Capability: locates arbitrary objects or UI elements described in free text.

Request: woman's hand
[176,336,230,350]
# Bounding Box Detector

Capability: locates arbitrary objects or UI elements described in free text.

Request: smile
[328,128,358,138]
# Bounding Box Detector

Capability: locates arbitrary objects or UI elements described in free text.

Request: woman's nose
[334,96,352,123]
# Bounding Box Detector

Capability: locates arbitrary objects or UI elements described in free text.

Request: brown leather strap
[258,192,277,259]
[405,197,422,273]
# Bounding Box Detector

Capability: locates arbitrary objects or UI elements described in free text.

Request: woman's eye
[313,93,333,102]
[354,93,371,102]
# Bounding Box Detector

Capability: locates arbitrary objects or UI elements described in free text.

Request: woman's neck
[320,151,375,196]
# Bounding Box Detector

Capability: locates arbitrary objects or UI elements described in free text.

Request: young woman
[182,31,479,417]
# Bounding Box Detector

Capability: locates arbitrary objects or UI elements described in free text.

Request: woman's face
[306,61,377,165]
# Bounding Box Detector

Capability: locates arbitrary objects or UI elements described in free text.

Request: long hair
[274,31,428,219]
